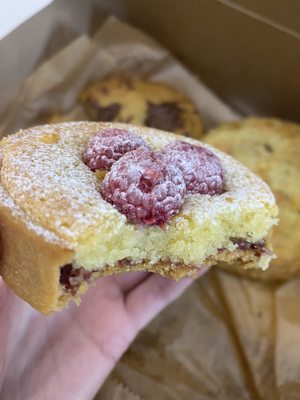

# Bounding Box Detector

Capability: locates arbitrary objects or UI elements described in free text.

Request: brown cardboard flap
[126,0,300,121]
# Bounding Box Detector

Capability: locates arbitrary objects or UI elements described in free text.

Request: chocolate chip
[87,100,121,121]
[231,238,267,257]
[145,102,183,132]
[59,259,136,295]
[59,264,73,287]
[60,264,93,295]
[264,143,273,153]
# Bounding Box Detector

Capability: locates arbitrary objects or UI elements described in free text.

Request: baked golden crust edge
[0,201,270,315]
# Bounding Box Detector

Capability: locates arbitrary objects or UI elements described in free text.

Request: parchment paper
[1,16,299,400]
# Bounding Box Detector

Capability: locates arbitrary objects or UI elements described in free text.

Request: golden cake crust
[205,118,300,281]
[0,122,278,313]
[0,196,269,315]
[80,75,204,139]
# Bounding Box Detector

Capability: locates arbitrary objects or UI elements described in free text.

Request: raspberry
[101,147,186,226]
[83,128,147,171]
[163,141,224,195]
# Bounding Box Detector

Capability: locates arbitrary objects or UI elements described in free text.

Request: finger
[112,271,150,293]
[126,267,208,331]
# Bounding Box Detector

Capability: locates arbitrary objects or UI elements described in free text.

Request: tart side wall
[0,205,74,315]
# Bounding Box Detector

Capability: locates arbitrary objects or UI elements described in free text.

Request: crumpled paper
[1,16,299,400]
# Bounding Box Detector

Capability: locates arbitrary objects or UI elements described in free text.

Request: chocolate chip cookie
[205,118,300,281]
[80,75,204,139]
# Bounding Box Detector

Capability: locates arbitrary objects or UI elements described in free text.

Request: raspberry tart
[0,122,278,314]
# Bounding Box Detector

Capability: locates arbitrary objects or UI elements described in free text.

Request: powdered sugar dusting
[0,122,277,264]
[0,122,127,243]
[0,184,69,247]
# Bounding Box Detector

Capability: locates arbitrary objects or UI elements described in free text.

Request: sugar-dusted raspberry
[163,141,224,195]
[83,128,147,171]
[101,147,186,226]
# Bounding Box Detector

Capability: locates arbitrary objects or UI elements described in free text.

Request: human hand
[0,269,207,400]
